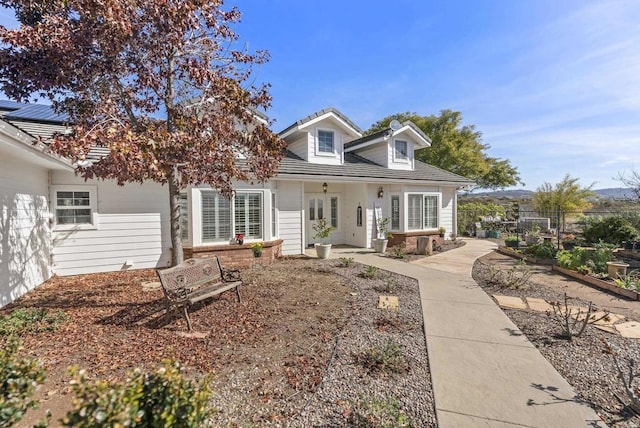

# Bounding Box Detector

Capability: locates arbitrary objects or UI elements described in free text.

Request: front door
[306,194,325,246]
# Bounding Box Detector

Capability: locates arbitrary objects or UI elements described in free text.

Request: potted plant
[235,233,244,245]
[250,241,263,258]
[504,235,519,249]
[525,223,541,245]
[312,217,335,259]
[373,217,390,253]
[439,226,446,238]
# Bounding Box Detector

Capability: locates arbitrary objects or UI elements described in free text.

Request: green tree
[367,110,521,189]
[0,0,285,266]
[532,174,595,213]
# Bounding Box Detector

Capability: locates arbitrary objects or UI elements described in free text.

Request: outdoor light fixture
[377,186,384,199]
[322,182,328,193]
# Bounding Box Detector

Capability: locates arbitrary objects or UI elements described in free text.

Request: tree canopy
[531,174,595,213]
[367,110,521,190]
[0,0,285,264]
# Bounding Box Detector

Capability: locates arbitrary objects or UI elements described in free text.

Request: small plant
[361,265,378,279]
[339,257,355,268]
[546,293,610,341]
[0,337,46,427]
[504,235,519,243]
[61,360,212,427]
[375,277,398,294]
[376,217,390,240]
[613,270,640,291]
[438,226,446,237]
[388,242,408,259]
[347,395,414,427]
[529,223,541,236]
[312,217,336,243]
[0,308,69,336]
[250,241,264,256]
[354,341,409,375]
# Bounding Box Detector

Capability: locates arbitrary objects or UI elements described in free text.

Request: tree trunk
[169,167,183,266]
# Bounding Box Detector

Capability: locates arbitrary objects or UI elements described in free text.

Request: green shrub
[61,361,213,427]
[0,308,68,336]
[557,247,588,270]
[0,338,46,427]
[582,216,639,246]
[348,395,414,427]
[338,257,355,268]
[556,242,615,274]
[361,266,378,279]
[523,242,557,259]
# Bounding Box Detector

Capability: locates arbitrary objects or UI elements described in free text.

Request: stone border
[552,265,640,301]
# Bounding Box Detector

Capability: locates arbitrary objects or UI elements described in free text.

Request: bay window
[199,191,263,243]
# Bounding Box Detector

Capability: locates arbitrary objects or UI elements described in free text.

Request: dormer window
[318,130,335,153]
[394,140,408,161]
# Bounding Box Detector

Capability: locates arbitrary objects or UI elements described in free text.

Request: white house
[0,102,473,308]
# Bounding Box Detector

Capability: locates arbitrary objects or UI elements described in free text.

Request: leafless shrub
[546,293,610,341]
[603,340,640,415]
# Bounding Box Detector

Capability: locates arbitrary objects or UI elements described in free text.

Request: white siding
[275,181,303,255]
[355,145,389,167]
[0,154,51,308]
[286,135,309,161]
[51,172,171,275]
[440,187,455,239]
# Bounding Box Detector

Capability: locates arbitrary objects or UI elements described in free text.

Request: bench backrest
[157,257,223,299]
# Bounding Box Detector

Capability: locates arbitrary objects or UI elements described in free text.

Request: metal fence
[458,206,640,239]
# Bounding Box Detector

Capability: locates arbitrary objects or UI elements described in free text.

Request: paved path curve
[331,239,607,428]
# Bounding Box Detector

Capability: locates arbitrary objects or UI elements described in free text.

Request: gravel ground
[289,260,436,427]
[473,252,640,428]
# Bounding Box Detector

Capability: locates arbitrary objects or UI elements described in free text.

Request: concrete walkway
[330,240,607,428]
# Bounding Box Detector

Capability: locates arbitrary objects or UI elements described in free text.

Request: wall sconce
[377,186,384,199]
[322,182,328,194]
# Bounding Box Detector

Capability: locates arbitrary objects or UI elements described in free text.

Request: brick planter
[183,239,283,269]
[388,231,443,252]
[552,265,640,301]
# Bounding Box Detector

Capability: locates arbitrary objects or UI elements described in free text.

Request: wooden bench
[156,257,242,331]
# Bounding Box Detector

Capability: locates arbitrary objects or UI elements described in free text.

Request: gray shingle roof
[276,151,474,185]
[279,107,363,136]
[344,120,431,151]
[344,128,391,149]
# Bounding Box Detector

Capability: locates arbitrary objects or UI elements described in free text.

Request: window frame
[390,195,401,231]
[201,191,232,243]
[316,128,335,155]
[234,191,263,240]
[51,185,97,230]
[393,139,409,162]
[406,192,440,231]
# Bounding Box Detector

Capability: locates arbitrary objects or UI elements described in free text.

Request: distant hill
[462,188,635,200]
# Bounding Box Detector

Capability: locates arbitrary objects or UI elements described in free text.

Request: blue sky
[2,1,639,190]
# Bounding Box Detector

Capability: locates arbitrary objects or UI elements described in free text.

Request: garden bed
[552,265,640,301]
[496,246,557,265]
[2,258,436,427]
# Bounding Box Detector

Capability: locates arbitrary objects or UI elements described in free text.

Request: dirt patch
[4,257,435,427]
[474,251,640,427]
